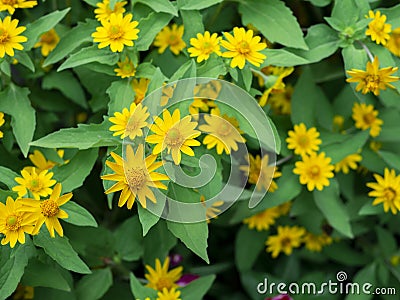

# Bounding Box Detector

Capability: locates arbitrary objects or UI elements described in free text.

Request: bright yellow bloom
[145,257,183,292]
[335,153,362,174]
[286,123,321,157]
[266,226,305,258]
[154,24,186,55]
[94,0,127,22]
[92,13,139,52]
[243,207,280,231]
[132,78,150,104]
[352,102,383,137]
[13,168,56,200]
[303,232,332,252]
[0,112,4,138]
[146,109,201,165]
[0,0,37,15]
[114,57,136,78]
[109,103,149,140]
[0,197,34,248]
[346,56,399,96]
[366,10,391,45]
[221,27,267,69]
[28,149,64,172]
[33,29,60,57]
[200,195,224,223]
[369,141,382,152]
[386,28,400,57]
[0,16,27,58]
[188,31,221,63]
[268,84,293,115]
[101,144,169,208]
[156,287,181,300]
[293,152,335,191]
[18,183,71,237]
[367,168,400,214]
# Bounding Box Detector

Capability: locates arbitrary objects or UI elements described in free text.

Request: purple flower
[265,295,293,300]
[177,274,200,286]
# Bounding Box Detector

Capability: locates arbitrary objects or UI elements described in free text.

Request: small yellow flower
[131,78,150,104]
[28,149,64,172]
[266,226,305,258]
[293,152,335,191]
[189,81,221,116]
[0,112,4,138]
[34,29,60,57]
[303,232,332,252]
[333,115,345,131]
[94,0,127,22]
[200,195,224,223]
[286,123,322,157]
[92,13,139,52]
[243,207,280,231]
[156,287,181,300]
[346,56,399,96]
[0,16,27,58]
[352,102,383,137]
[367,168,400,214]
[0,0,37,15]
[13,168,56,200]
[390,255,400,266]
[369,141,382,152]
[13,284,34,300]
[114,57,136,78]
[188,31,221,63]
[268,84,293,115]
[221,27,267,69]
[154,24,186,55]
[335,153,362,174]
[160,84,175,106]
[145,257,183,292]
[366,10,391,45]
[386,28,400,57]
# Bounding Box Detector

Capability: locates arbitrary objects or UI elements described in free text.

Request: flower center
[126,121,139,134]
[40,32,56,44]
[122,63,134,74]
[281,237,291,248]
[216,121,233,137]
[155,277,173,291]
[384,187,397,201]
[40,200,60,217]
[166,128,183,146]
[0,28,10,43]
[109,25,123,39]
[298,135,309,147]
[169,34,179,45]
[362,112,376,125]
[238,41,250,54]
[6,214,21,231]
[126,168,147,189]
[1,0,17,5]
[365,74,380,90]
[309,165,320,178]
[29,178,43,192]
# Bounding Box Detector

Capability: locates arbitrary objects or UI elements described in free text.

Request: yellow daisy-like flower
[101,144,169,209]
[0,0,37,15]
[109,103,149,140]
[28,149,64,172]
[303,232,333,252]
[94,0,127,22]
[18,183,71,237]
[346,56,399,96]
[369,141,382,152]
[132,78,150,104]
[154,24,186,55]
[286,123,322,157]
[146,109,201,165]
[145,257,183,292]
[0,112,4,138]
[220,27,267,69]
[12,168,56,200]
[92,13,139,53]
[114,57,136,78]
[200,195,224,223]
[386,28,400,57]
[160,84,175,107]
[258,67,294,107]
[268,84,293,115]
[293,152,335,191]
[367,168,400,214]
[33,29,60,57]
[352,102,383,138]
[0,16,27,58]
[189,81,221,116]
[188,31,221,63]
[0,197,35,248]
[199,108,245,155]
[266,226,305,258]
[366,10,391,45]
[335,153,362,174]
[156,287,181,300]
[243,207,280,231]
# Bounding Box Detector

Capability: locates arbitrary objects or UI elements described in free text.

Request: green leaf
[129,272,158,299]
[76,268,113,300]
[305,0,331,7]
[331,0,363,27]
[180,8,204,45]
[378,150,400,172]
[137,204,161,236]
[235,226,267,272]
[134,0,178,16]
[169,59,196,81]
[345,263,376,300]
[197,55,227,78]
[180,275,216,300]
[0,166,19,189]
[62,201,98,227]
[14,51,35,72]
[114,216,144,261]
[376,227,397,258]
[106,80,135,115]
[178,0,222,10]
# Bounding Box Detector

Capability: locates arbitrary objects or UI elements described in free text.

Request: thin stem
[275,155,293,166]
[251,68,268,84]
[357,41,374,62]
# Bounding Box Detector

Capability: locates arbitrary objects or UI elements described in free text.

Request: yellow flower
[109,103,149,140]
[243,207,280,231]
[101,144,169,208]
[386,28,400,57]
[0,16,27,58]
[18,183,71,237]
[346,56,399,96]
[92,13,139,52]
[0,197,35,248]
[13,168,56,200]
[33,29,60,57]
[268,84,293,115]
[333,115,344,132]
[114,57,136,78]
[28,149,64,172]
[145,257,183,292]
[0,0,37,15]
[352,102,383,137]
[286,123,322,157]
[293,152,335,191]
[239,154,281,192]
[160,84,175,106]
[369,141,382,152]
[94,0,127,22]
[199,108,245,155]
[303,232,332,252]
[146,109,201,165]
[367,168,400,214]
[266,226,305,258]
[132,78,150,104]
[335,153,362,174]
[221,27,267,69]
[277,202,291,216]
[189,81,221,116]
[366,10,391,45]
[200,195,224,223]
[13,284,34,300]
[0,111,4,138]
[154,24,186,55]
[188,31,221,63]
[156,287,181,300]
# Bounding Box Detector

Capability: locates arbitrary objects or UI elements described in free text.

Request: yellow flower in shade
[367,168,400,214]
[94,0,127,22]
[13,284,34,300]
[243,207,280,231]
[146,109,201,165]
[258,67,294,107]
[132,78,150,104]
[154,24,186,55]
[366,10,391,45]
[28,149,64,172]
[0,112,4,138]
[0,16,27,58]
[200,195,224,223]
[352,102,383,137]
[303,232,333,252]
[239,154,281,192]
[277,202,291,216]
[199,108,245,155]
[109,103,149,140]
[346,56,399,96]
[369,141,382,152]
[0,0,37,14]
[18,183,71,237]
[101,144,169,209]
[286,123,322,157]
[335,153,362,174]
[0,197,34,248]
[333,115,345,132]
[268,84,293,115]
[114,57,136,78]
[386,28,400,57]
[266,226,305,258]
[33,29,60,57]
[156,287,181,300]
[145,257,183,292]
[188,31,221,63]
[92,13,139,52]
[293,152,335,191]
[13,168,56,200]
[189,81,221,116]
[160,84,175,106]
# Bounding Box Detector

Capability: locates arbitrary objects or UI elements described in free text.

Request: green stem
[357,40,374,62]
